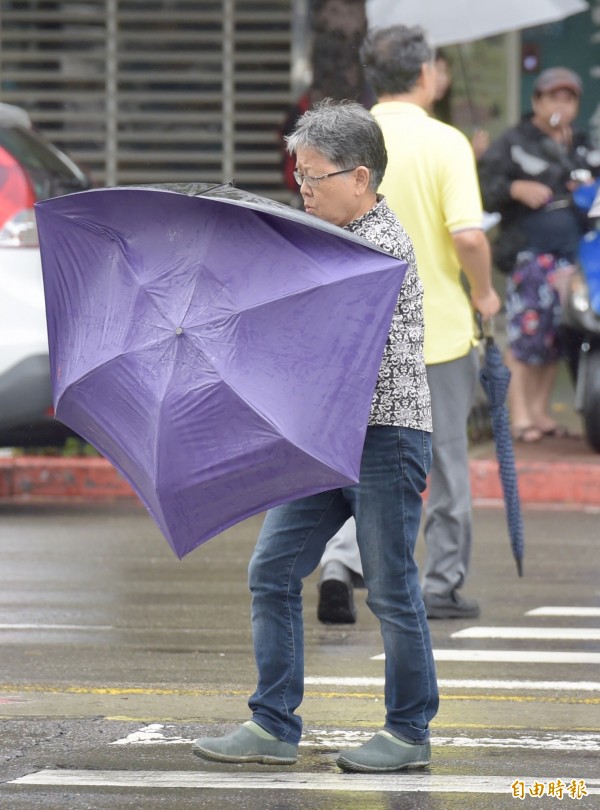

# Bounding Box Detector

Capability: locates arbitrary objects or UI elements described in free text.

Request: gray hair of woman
[285,98,388,191]
[361,25,434,98]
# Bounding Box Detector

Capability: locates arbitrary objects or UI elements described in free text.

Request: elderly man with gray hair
[191,98,438,774]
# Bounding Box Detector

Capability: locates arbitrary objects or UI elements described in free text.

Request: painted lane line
[111,724,189,745]
[0,624,232,633]
[306,730,600,752]
[1,611,597,630]
[0,625,245,636]
[371,650,600,663]
[451,627,600,641]
[0,624,114,631]
[11,770,600,794]
[305,676,600,691]
[305,730,600,752]
[3,673,599,703]
[526,607,600,617]
[110,725,600,752]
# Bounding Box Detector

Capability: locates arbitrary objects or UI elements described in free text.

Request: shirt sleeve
[438,127,485,232]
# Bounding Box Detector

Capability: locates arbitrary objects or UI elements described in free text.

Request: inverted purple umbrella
[35,183,408,558]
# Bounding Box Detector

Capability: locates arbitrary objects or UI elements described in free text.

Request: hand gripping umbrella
[35,183,408,558]
[478,317,525,576]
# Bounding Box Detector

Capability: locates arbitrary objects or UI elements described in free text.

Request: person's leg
[527,362,567,434]
[421,350,480,618]
[249,493,352,738]
[505,351,542,442]
[336,426,438,772]
[504,254,544,442]
[317,518,363,624]
[506,251,567,438]
[320,518,362,573]
[192,492,350,763]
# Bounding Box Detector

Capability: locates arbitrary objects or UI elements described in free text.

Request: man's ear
[420,61,436,103]
[354,166,371,193]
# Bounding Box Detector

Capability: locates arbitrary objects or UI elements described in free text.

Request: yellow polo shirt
[372,101,483,365]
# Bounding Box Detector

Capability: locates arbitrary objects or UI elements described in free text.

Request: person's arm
[509,179,554,208]
[471,128,490,160]
[451,228,501,320]
[479,139,554,213]
[440,130,501,319]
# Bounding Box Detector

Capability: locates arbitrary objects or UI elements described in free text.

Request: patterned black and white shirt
[344,197,432,432]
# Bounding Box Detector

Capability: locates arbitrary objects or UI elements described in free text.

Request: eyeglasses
[293,167,357,188]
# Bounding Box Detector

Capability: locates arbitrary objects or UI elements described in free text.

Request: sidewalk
[469,431,600,505]
[1,429,599,507]
[469,356,600,505]
[1,367,599,507]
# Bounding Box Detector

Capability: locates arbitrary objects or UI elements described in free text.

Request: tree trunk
[310,0,373,106]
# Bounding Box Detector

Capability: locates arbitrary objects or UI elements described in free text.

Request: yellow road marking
[0,683,598,705]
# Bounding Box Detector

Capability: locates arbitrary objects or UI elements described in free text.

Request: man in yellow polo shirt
[317,24,500,621]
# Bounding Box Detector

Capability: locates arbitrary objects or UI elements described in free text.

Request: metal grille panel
[0,1,293,198]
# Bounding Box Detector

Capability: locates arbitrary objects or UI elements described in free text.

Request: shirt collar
[344,195,387,232]
[371,101,429,118]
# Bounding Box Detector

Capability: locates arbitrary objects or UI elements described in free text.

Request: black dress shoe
[424,591,480,619]
[317,561,356,624]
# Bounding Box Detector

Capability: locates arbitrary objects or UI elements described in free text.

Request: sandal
[512,425,543,443]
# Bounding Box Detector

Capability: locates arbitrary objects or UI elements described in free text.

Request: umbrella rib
[59,337,176,391]
[48,206,217,329]
[150,347,349,499]
[184,270,401,330]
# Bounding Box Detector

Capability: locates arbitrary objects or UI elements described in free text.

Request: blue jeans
[248,425,437,746]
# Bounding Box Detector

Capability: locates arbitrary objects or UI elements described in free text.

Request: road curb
[0,457,135,501]
[470,458,600,507]
[1,455,600,506]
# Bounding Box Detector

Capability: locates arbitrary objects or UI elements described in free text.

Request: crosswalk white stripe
[451,627,600,640]
[371,650,600,662]
[304,676,600,691]
[110,725,600,752]
[303,730,600,752]
[526,607,600,617]
[11,770,600,794]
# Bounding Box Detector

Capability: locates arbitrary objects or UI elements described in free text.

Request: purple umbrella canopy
[35,183,408,558]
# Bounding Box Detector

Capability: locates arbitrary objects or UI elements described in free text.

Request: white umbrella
[366,0,589,45]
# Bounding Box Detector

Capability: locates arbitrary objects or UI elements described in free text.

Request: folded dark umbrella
[478,320,525,576]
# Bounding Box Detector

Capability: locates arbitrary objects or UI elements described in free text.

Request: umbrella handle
[475,312,495,342]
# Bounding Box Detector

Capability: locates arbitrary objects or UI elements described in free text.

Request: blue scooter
[561,180,600,452]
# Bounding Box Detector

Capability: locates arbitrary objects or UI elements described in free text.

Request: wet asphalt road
[0,499,599,809]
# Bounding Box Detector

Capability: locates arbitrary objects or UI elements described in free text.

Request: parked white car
[0,103,91,446]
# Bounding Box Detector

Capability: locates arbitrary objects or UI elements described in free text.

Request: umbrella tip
[516,559,523,577]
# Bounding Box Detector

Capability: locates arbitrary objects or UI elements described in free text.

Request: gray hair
[361,25,434,97]
[285,98,387,191]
